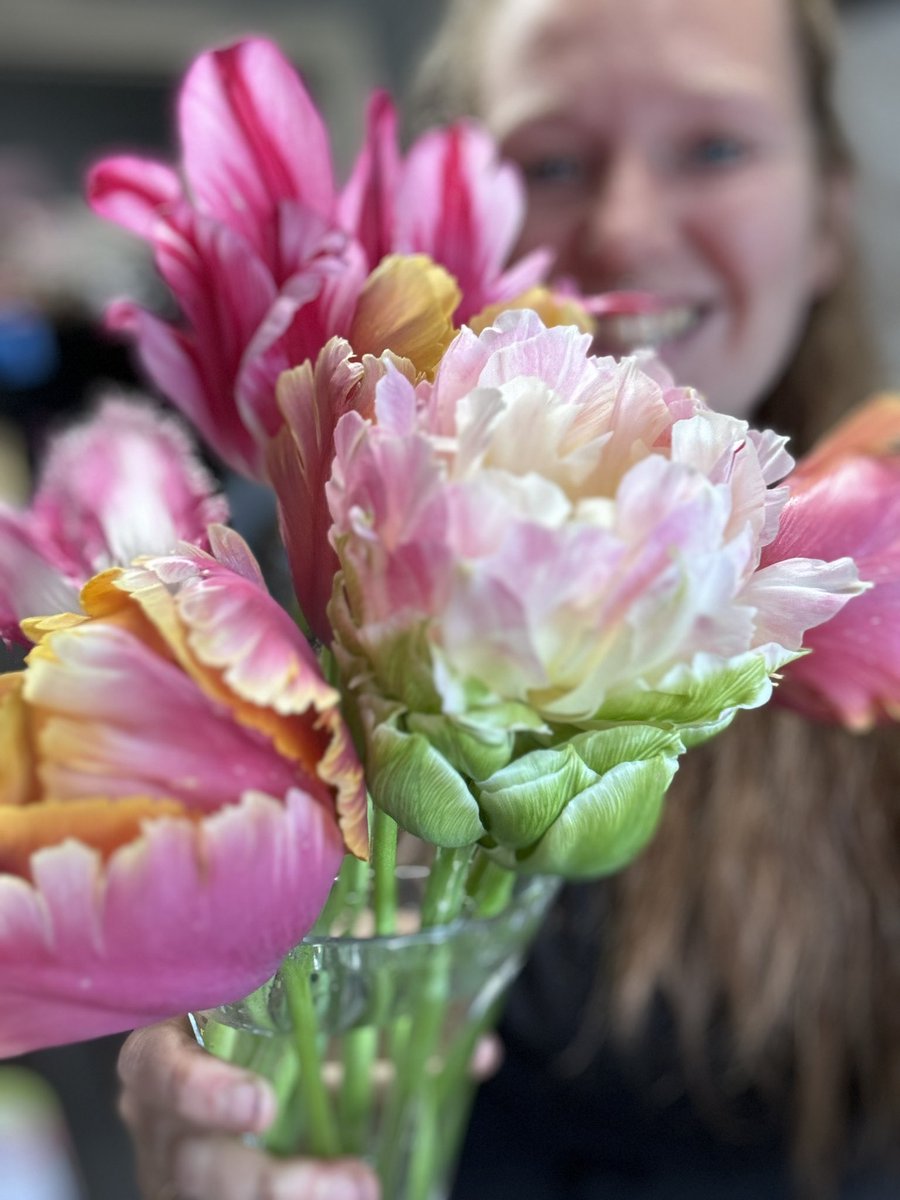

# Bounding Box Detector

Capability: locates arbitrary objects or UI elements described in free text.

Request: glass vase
[193,867,558,1200]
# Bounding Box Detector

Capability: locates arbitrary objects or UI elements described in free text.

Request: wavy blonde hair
[412,0,898,1190]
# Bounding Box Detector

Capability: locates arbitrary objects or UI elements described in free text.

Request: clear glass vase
[193,868,558,1200]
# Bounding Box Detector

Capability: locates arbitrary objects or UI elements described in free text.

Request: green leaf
[367,722,485,847]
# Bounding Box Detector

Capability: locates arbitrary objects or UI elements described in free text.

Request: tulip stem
[282,948,340,1158]
[371,808,399,935]
[469,857,516,917]
[421,845,474,928]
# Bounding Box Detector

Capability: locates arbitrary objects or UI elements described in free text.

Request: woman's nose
[579,151,674,279]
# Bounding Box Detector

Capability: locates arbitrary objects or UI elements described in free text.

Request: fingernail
[218,1080,266,1127]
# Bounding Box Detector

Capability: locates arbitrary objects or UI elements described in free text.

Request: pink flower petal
[268,341,369,644]
[762,457,900,726]
[0,791,343,1056]
[31,396,227,572]
[24,621,300,811]
[179,39,335,254]
[395,124,547,322]
[0,512,80,646]
[87,156,183,238]
[338,91,400,268]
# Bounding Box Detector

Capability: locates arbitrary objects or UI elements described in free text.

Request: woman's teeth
[594,306,700,352]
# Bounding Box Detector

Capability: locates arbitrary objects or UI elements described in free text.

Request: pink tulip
[0,396,227,647]
[89,38,552,479]
[89,39,357,478]
[762,395,900,728]
[0,528,367,1057]
[340,92,551,324]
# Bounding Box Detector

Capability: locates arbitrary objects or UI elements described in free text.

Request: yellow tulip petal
[467,287,594,337]
[349,254,460,377]
[0,674,37,806]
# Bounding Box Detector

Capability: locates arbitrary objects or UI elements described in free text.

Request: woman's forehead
[479,0,805,133]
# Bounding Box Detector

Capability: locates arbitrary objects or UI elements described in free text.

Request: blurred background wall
[1,0,898,384]
[0,1,898,1197]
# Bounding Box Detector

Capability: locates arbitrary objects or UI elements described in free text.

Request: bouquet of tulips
[2,34,899,1197]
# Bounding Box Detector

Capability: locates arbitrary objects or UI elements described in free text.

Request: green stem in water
[337,1024,378,1156]
[421,845,475,929]
[376,939,453,1195]
[336,808,398,1155]
[281,948,340,1158]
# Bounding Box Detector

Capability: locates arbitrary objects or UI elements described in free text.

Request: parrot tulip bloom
[325,311,864,866]
[329,310,863,728]
[763,395,900,728]
[89,39,550,481]
[0,396,227,647]
[0,528,367,1056]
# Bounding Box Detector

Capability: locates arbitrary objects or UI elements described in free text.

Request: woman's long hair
[412,0,898,1188]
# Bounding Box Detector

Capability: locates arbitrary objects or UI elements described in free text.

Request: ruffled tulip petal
[22,621,300,811]
[0,396,227,647]
[791,393,900,481]
[762,456,900,727]
[0,676,36,808]
[0,790,344,1056]
[30,396,228,572]
[89,543,368,857]
[268,342,366,642]
[0,797,188,877]
[0,513,80,646]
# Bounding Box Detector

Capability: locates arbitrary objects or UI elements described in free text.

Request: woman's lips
[592,305,703,354]
[578,291,705,355]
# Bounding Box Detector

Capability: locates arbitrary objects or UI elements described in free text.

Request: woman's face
[478,0,844,418]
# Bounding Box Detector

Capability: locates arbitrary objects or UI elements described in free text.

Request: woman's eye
[684,135,751,170]
[520,155,588,187]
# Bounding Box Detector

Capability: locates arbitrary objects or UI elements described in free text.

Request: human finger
[173,1135,380,1200]
[118,1018,276,1133]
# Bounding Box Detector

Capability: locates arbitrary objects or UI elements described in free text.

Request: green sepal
[367,720,486,847]
[482,726,683,879]
[476,742,597,848]
[589,651,776,730]
[406,712,515,781]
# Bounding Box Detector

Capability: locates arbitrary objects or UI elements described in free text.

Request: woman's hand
[118,1018,379,1200]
